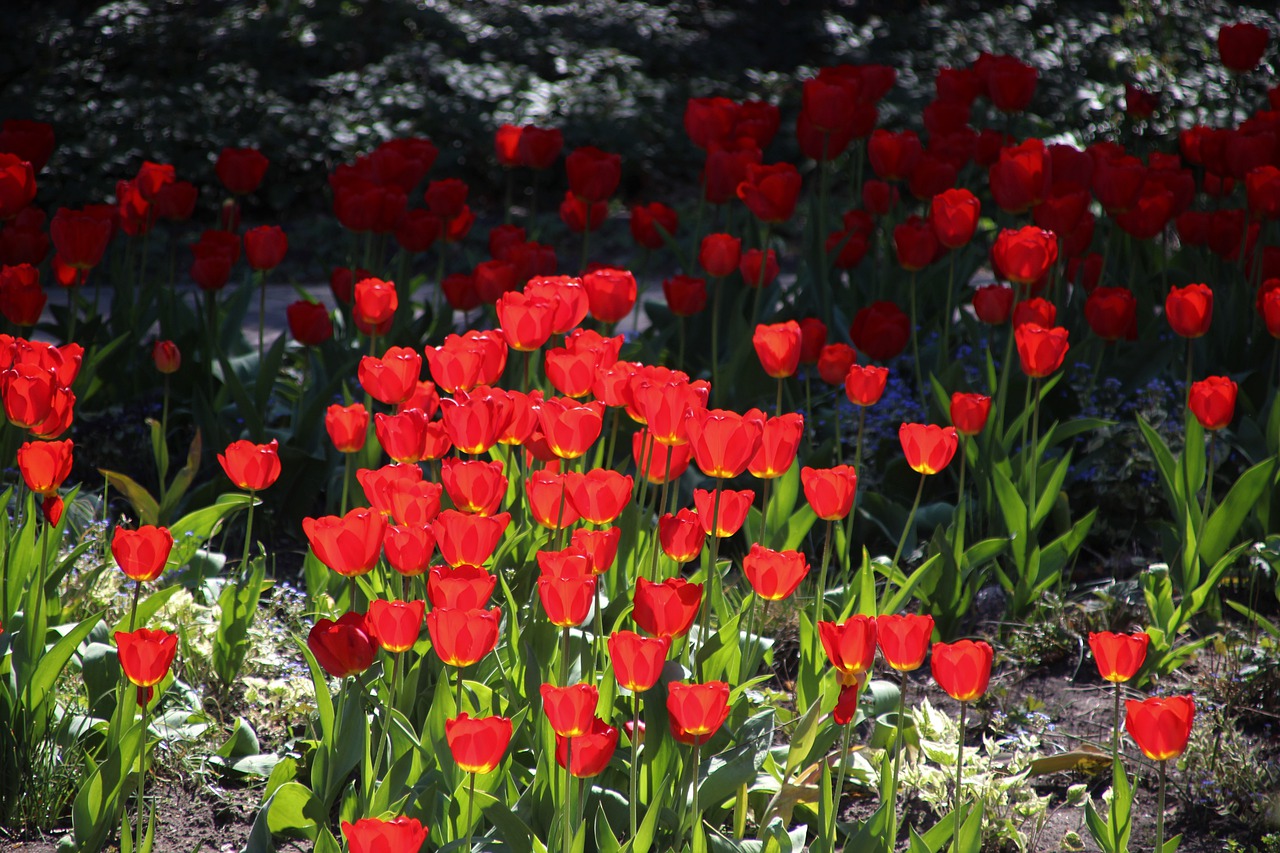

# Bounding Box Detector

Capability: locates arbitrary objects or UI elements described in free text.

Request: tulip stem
[775,377,784,418]
[135,687,151,853]
[465,771,477,852]
[940,253,956,375]
[831,700,856,852]
[257,270,266,365]
[697,483,724,679]
[952,701,967,853]
[1196,433,1216,551]
[891,475,926,572]
[649,456,673,582]
[1156,759,1167,853]
[812,519,834,634]
[1112,680,1122,765]
[854,407,866,481]
[690,742,702,848]
[129,578,142,633]
[678,317,687,371]
[340,453,352,515]
[711,276,723,407]
[455,665,464,713]
[563,735,574,853]
[629,693,641,840]
[890,667,910,847]
[1027,378,1041,557]
[759,477,771,547]
[909,270,925,408]
[604,408,620,471]
[561,626,571,686]
[240,492,256,583]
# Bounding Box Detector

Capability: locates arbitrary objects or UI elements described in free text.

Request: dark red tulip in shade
[817,344,857,386]
[1217,23,1269,73]
[1084,287,1138,342]
[216,147,269,196]
[115,628,179,687]
[797,317,827,364]
[929,188,981,249]
[286,300,333,346]
[341,817,428,853]
[664,275,707,316]
[633,577,702,638]
[1188,376,1237,431]
[152,340,181,374]
[659,509,706,563]
[801,465,858,520]
[666,681,731,745]
[555,717,619,778]
[111,525,174,583]
[631,202,679,250]
[1125,696,1195,761]
[325,403,369,453]
[737,162,802,222]
[1012,297,1055,330]
[1165,283,1213,338]
[50,208,113,271]
[973,285,1014,325]
[307,612,377,678]
[559,190,606,232]
[743,544,809,601]
[740,248,780,289]
[446,713,513,774]
[540,683,600,737]
[608,630,671,692]
[844,364,889,407]
[875,614,935,672]
[518,125,564,170]
[753,321,803,378]
[218,438,281,491]
[427,564,496,610]
[427,607,502,668]
[366,599,426,654]
[899,423,959,475]
[1088,631,1150,683]
[931,639,994,702]
[16,438,72,495]
[894,216,938,271]
[949,392,992,436]
[244,225,287,271]
[0,154,37,220]
[565,146,621,202]
[849,301,910,362]
[818,616,878,684]
[1014,324,1070,378]
[699,233,742,278]
[992,226,1059,287]
[302,508,387,577]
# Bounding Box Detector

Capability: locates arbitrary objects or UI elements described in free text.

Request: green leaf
[110,586,180,636]
[265,782,326,840]
[1137,417,1181,516]
[1200,458,1276,565]
[216,717,261,759]
[23,610,103,713]
[99,469,160,527]
[168,492,255,569]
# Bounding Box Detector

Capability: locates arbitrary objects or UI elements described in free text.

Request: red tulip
[541,683,599,737]
[341,818,428,853]
[0,154,37,220]
[374,409,430,464]
[433,510,510,567]
[1188,376,1237,431]
[582,267,637,324]
[325,403,369,453]
[1124,696,1195,761]
[1088,631,1149,683]
[818,616,877,684]
[565,146,621,202]
[850,301,910,362]
[1165,283,1213,339]
[817,344,857,386]
[894,216,938,272]
[633,577,702,638]
[115,628,179,687]
[50,208,113,271]
[1218,23,1269,73]
[752,321,803,378]
[555,718,619,778]
[244,225,287,271]
[972,285,1014,325]
[743,544,809,601]
[739,248,780,289]
[699,233,742,278]
[684,408,764,479]
[693,487,755,538]
[427,564,495,610]
[383,524,436,577]
[111,525,174,583]
[988,139,1049,213]
[609,630,671,692]
[748,412,804,479]
[538,571,595,627]
[737,162,802,222]
[664,274,707,316]
[446,713,512,774]
[303,508,387,577]
[949,393,991,436]
[931,639,994,702]
[307,612,376,678]
[801,465,858,520]
[666,681,731,745]
[518,125,564,170]
[525,469,580,530]
[216,147,269,196]
[366,599,425,654]
[16,437,72,495]
[659,509,706,563]
[868,129,922,181]
[286,300,333,346]
[929,188,981,249]
[875,614,934,672]
[358,463,423,518]
[899,423,959,475]
[565,468,632,525]
[571,526,620,575]
[441,458,507,516]
[632,430,694,485]
[992,226,1059,287]
[496,291,556,352]
[631,202,679,250]
[1014,324,1070,378]
[218,438,280,491]
[353,277,398,336]
[427,607,502,668]
[844,364,889,407]
[439,388,512,456]
[984,55,1037,112]
[537,398,604,459]
[1084,287,1138,342]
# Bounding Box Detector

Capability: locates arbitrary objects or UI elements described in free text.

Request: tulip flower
[115,628,179,688]
[571,527,621,575]
[748,413,804,479]
[1218,22,1269,73]
[659,509,706,563]
[876,614,934,672]
[1014,323,1070,378]
[739,248,779,289]
[217,438,281,492]
[111,525,174,584]
[366,599,425,654]
[992,226,1059,287]
[582,267,637,324]
[341,817,428,853]
[633,577,702,638]
[1125,695,1195,853]
[743,544,809,601]
[1084,287,1138,342]
[931,639,993,703]
[434,510,510,567]
[1189,376,1237,431]
[930,188,981,249]
[849,301,910,362]
[608,631,670,692]
[1165,283,1213,339]
[752,320,803,379]
[664,274,708,317]
[359,346,422,405]
[666,681,731,746]
[537,398,604,459]
[899,424,958,476]
[427,564,496,610]
[692,488,754,538]
[541,683,599,737]
[244,225,287,271]
[973,285,1014,325]
[325,403,369,454]
[307,612,377,678]
[525,470,580,530]
[699,233,741,278]
[565,146,621,202]
[817,344,857,386]
[286,300,333,346]
[949,393,991,437]
[555,717,618,778]
[538,571,596,628]
[446,713,513,774]
[16,437,73,495]
[818,616,878,685]
[152,340,181,374]
[801,465,858,521]
[427,607,502,668]
[844,364,889,407]
[216,147,269,195]
[630,202,678,250]
[383,524,436,577]
[684,408,764,479]
[441,458,507,517]
[303,508,387,578]
[353,277,398,336]
[565,468,632,525]
[737,162,801,223]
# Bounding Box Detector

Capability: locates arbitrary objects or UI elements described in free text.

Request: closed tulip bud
[433,510,510,567]
[383,524,436,577]
[427,607,502,668]
[748,413,804,479]
[244,225,287,271]
[633,577,702,638]
[540,683,599,737]
[538,572,595,627]
[801,465,858,520]
[819,616,878,684]
[949,393,992,436]
[565,468,632,525]
[739,248,779,289]
[441,458,507,516]
[849,301,910,362]
[555,718,619,778]
[1165,283,1213,339]
[929,188,981,249]
[286,300,333,346]
[1014,323,1070,378]
[325,403,368,453]
[876,613,935,672]
[17,437,73,495]
[972,285,1014,325]
[1188,376,1237,431]
[992,226,1058,287]
[152,340,181,374]
[666,681,731,745]
[302,508,387,577]
[699,233,742,278]
[659,508,706,563]
[341,818,428,853]
[693,487,755,538]
[571,527,621,575]
[817,343,857,386]
[737,162,802,223]
[663,274,707,316]
[427,564,496,610]
[752,320,803,378]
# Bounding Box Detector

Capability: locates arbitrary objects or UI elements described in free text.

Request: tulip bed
[3,7,1280,853]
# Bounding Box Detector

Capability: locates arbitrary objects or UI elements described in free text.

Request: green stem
[952,701,967,853]
[1156,759,1167,853]
[890,668,909,847]
[940,253,956,375]
[711,277,723,406]
[455,664,464,713]
[341,453,352,515]
[690,742,702,848]
[564,735,574,853]
[909,270,925,407]
[1112,680,1121,765]
[135,687,151,853]
[466,772,477,852]
[775,377,784,418]
[630,693,641,840]
[561,625,571,686]
[831,712,856,852]
[257,270,266,364]
[891,475,926,571]
[812,519,834,634]
[696,483,724,679]
[240,493,256,583]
